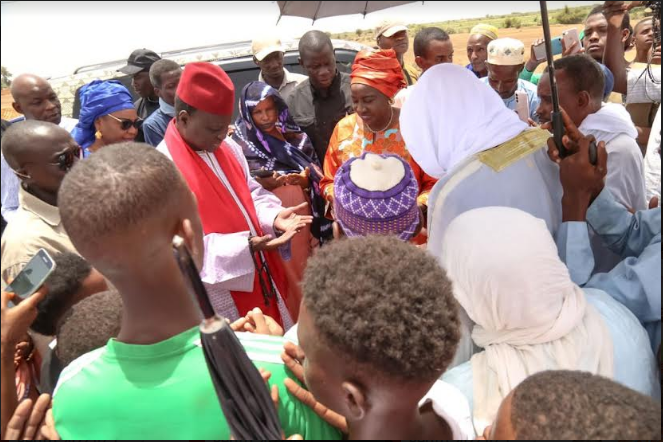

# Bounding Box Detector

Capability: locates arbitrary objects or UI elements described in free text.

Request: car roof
[50,39,367,119]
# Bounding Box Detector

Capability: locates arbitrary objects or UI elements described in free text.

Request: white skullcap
[487,38,526,66]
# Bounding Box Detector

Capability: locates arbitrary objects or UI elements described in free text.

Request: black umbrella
[539,0,597,164]
[172,236,282,440]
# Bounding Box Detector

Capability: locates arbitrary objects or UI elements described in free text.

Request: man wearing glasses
[1,120,80,287]
[1,74,78,225]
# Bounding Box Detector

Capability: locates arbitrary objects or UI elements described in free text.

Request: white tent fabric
[277,1,419,22]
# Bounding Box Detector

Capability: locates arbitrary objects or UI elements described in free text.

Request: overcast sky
[1,1,598,79]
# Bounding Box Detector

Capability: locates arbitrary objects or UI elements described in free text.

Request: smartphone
[250,169,275,179]
[534,36,563,61]
[514,91,530,123]
[562,28,582,55]
[6,249,56,298]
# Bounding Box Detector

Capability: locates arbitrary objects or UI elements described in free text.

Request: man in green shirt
[53,143,341,440]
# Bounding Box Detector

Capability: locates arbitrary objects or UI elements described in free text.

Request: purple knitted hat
[334,152,420,241]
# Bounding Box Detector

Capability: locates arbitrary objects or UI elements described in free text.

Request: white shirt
[627,66,662,202]
[626,65,661,105]
[644,106,661,202]
[419,381,475,440]
[157,137,292,326]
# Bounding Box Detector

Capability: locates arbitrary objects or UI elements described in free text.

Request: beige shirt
[258,68,307,102]
[1,187,76,288]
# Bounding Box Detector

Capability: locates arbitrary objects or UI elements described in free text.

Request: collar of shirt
[311,70,342,100]
[259,68,298,91]
[18,186,61,227]
[159,98,176,117]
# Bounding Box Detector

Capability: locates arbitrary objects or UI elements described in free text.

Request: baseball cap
[376,20,408,39]
[118,49,162,75]
[252,36,285,62]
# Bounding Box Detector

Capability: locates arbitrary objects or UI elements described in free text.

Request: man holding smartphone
[1,121,80,289]
[481,38,541,122]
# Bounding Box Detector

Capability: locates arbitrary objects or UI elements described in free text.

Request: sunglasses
[49,147,81,171]
[107,113,143,131]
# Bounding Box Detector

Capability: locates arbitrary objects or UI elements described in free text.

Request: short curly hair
[30,253,92,336]
[512,370,662,440]
[56,290,123,367]
[302,236,460,382]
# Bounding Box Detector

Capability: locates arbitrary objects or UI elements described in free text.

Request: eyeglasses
[14,146,81,178]
[107,113,143,131]
[49,146,81,171]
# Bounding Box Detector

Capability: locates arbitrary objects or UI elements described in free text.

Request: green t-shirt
[53,328,342,440]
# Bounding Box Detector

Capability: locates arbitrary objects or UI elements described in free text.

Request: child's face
[297,304,347,416]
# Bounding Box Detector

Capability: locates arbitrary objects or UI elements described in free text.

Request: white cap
[376,20,408,38]
[349,153,406,192]
[252,36,285,62]
[487,38,526,66]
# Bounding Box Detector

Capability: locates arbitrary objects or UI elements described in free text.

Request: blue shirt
[481,77,541,122]
[142,99,175,147]
[465,63,483,78]
[557,188,661,353]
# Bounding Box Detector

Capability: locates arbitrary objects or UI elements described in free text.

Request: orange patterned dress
[321,111,437,207]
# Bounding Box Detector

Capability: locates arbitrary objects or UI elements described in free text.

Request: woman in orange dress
[321,49,437,243]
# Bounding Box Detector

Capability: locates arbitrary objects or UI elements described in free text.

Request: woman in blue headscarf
[232,81,331,320]
[71,80,139,157]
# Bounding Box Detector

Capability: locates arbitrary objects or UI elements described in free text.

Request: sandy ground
[407,23,586,69]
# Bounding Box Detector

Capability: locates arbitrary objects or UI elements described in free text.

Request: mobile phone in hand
[534,36,563,61]
[515,91,530,123]
[562,28,582,55]
[250,169,275,179]
[6,249,55,299]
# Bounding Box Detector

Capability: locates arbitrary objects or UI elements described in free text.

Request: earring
[13,170,31,180]
[95,130,103,140]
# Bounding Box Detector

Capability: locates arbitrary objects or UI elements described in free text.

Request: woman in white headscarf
[439,207,659,436]
[400,63,563,260]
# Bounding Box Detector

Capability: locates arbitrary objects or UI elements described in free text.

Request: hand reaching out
[285,168,310,189]
[281,342,348,434]
[3,394,60,440]
[1,287,48,351]
[257,368,303,440]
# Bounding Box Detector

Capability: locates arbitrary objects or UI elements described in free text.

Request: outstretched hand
[281,342,348,434]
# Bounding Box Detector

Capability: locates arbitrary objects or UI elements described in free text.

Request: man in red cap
[157,62,311,329]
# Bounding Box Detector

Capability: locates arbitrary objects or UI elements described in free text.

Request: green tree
[1,66,11,88]
[556,5,585,24]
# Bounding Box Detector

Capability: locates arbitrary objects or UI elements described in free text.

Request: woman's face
[251,96,279,133]
[351,83,391,128]
[96,108,140,145]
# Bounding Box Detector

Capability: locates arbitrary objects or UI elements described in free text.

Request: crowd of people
[0,0,661,439]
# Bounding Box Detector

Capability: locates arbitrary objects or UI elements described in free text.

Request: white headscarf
[400,64,527,178]
[579,102,638,145]
[441,207,614,435]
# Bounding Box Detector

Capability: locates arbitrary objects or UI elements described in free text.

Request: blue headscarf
[598,63,615,100]
[232,81,331,242]
[71,80,134,151]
